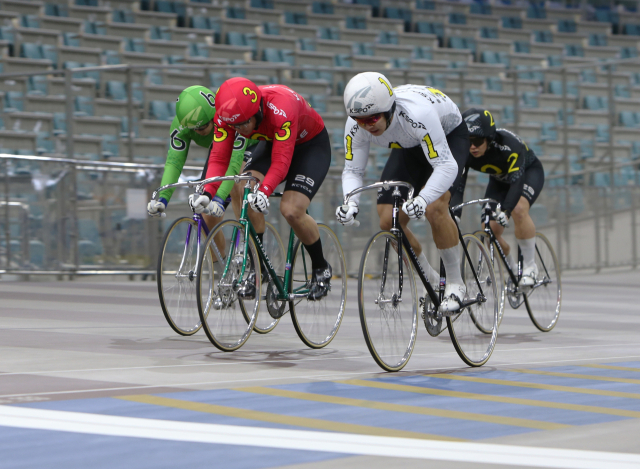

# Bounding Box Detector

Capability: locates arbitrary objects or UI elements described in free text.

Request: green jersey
[157,116,250,204]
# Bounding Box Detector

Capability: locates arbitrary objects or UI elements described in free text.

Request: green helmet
[175,85,217,129]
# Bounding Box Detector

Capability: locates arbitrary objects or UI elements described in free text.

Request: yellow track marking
[340,379,640,419]
[427,374,640,399]
[581,364,640,373]
[234,386,569,430]
[117,394,462,442]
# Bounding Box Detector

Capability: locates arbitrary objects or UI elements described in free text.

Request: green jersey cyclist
[146,85,255,229]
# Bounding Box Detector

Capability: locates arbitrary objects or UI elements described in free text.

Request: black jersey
[452,129,540,215]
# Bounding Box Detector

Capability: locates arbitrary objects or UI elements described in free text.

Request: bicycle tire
[358,231,418,372]
[289,223,346,349]
[253,221,285,334]
[196,219,260,351]
[524,232,562,332]
[447,234,499,367]
[157,217,205,336]
[473,230,506,327]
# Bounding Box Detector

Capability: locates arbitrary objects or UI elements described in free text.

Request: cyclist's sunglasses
[191,120,212,131]
[353,113,383,126]
[229,118,252,129]
[469,136,486,147]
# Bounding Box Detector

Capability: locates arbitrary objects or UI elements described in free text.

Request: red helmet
[215,77,262,125]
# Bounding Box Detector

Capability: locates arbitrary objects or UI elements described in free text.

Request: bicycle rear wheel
[157,217,205,336]
[474,230,506,326]
[289,223,346,349]
[358,231,418,372]
[196,220,260,351]
[448,234,499,367]
[525,233,561,332]
[254,221,285,334]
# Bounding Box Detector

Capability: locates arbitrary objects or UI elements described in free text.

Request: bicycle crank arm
[374,297,403,304]
[288,292,309,300]
[459,293,487,309]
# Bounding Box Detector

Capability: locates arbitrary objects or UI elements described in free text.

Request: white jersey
[342,84,462,205]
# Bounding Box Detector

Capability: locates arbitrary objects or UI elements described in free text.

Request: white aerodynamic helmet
[343,72,396,119]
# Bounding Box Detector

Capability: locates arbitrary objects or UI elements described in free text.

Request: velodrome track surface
[1,269,640,469]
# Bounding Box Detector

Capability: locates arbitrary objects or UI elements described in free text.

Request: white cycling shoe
[439,283,466,315]
[519,264,539,288]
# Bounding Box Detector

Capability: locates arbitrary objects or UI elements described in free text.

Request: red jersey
[204,85,325,197]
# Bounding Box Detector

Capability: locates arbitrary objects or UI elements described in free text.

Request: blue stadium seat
[557,19,577,33]
[548,81,578,96]
[413,46,432,60]
[21,15,40,28]
[579,140,594,159]
[589,33,607,46]
[389,58,410,69]
[334,54,352,67]
[346,17,367,29]
[541,123,557,141]
[298,38,315,51]
[595,10,619,26]
[312,2,334,14]
[263,22,280,35]
[123,38,144,53]
[103,50,121,65]
[502,17,522,29]
[614,85,630,98]
[595,124,609,142]
[379,31,399,44]
[415,22,444,42]
[521,92,538,108]
[449,13,466,25]
[63,32,80,47]
[251,0,274,8]
[623,24,640,35]
[21,43,45,60]
[547,55,563,67]
[620,47,638,58]
[480,27,498,38]
[102,135,119,158]
[308,94,327,112]
[149,101,173,121]
[0,27,15,55]
[318,27,340,40]
[514,41,530,53]
[384,7,412,31]
[75,96,94,116]
[84,20,107,34]
[353,43,374,56]
[36,132,55,154]
[583,95,604,110]
[106,81,127,100]
[485,77,502,91]
[27,76,48,95]
[53,113,66,135]
[580,69,597,83]
[415,0,435,10]
[76,0,99,5]
[465,89,482,105]
[4,91,24,112]
[263,48,283,62]
[227,7,245,19]
[619,111,638,127]
[29,240,45,268]
[565,44,584,57]
[527,5,546,19]
[285,12,307,25]
[533,30,552,43]
[558,109,575,125]
[150,26,171,40]
[189,43,208,57]
[470,3,491,15]
[481,51,508,65]
[45,4,69,17]
[449,37,475,52]
[112,10,134,23]
[354,0,379,17]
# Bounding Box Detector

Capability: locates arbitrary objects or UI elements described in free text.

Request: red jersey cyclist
[189,77,333,300]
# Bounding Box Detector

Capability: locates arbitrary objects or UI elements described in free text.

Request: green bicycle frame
[219,185,311,301]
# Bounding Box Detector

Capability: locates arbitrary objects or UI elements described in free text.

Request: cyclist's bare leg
[377,204,422,254]
[280,190,318,244]
[488,221,510,256]
[424,192,457,250]
[512,196,535,240]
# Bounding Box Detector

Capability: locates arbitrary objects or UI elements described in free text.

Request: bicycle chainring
[266,279,286,319]
[421,296,443,337]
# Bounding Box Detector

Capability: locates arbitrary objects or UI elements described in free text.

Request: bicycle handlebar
[450,198,501,213]
[151,173,262,200]
[343,180,415,205]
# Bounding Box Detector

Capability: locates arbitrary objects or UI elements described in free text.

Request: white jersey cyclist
[342,84,462,206]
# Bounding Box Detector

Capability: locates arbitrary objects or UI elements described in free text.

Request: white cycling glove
[247,190,269,213]
[402,195,427,220]
[208,195,226,218]
[494,208,509,227]
[335,200,359,226]
[188,193,210,214]
[147,199,166,217]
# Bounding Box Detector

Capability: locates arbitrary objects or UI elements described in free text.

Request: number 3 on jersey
[422,134,438,159]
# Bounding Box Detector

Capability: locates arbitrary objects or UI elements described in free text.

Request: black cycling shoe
[237,271,256,300]
[307,262,332,301]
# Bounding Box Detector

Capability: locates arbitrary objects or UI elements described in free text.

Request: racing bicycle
[472,203,561,332]
[152,176,283,336]
[344,181,499,372]
[193,173,347,351]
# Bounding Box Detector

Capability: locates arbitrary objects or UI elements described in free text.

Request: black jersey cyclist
[452,108,545,287]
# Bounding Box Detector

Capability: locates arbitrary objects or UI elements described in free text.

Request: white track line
[0,406,638,469]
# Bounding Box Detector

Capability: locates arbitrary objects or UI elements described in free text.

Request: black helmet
[462,108,496,140]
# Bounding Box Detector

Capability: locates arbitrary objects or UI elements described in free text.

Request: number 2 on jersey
[423,134,438,159]
[507,153,520,173]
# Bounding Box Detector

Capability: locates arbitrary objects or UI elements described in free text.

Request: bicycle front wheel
[474,230,506,327]
[196,220,260,351]
[254,221,285,334]
[358,231,418,372]
[289,223,346,349]
[448,234,499,367]
[525,233,562,332]
[157,217,205,336]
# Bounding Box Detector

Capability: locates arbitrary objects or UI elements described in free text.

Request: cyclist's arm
[213,135,247,201]
[259,116,298,196]
[157,118,192,204]
[342,119,370,205]
[414,110,458,205]
[203,122,235,197]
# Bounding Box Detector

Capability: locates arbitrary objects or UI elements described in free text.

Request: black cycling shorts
[377,120,470,204]
[243,127,331,201]
[483,158,545,220]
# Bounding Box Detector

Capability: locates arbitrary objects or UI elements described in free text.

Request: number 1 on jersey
[423,134,438,159]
